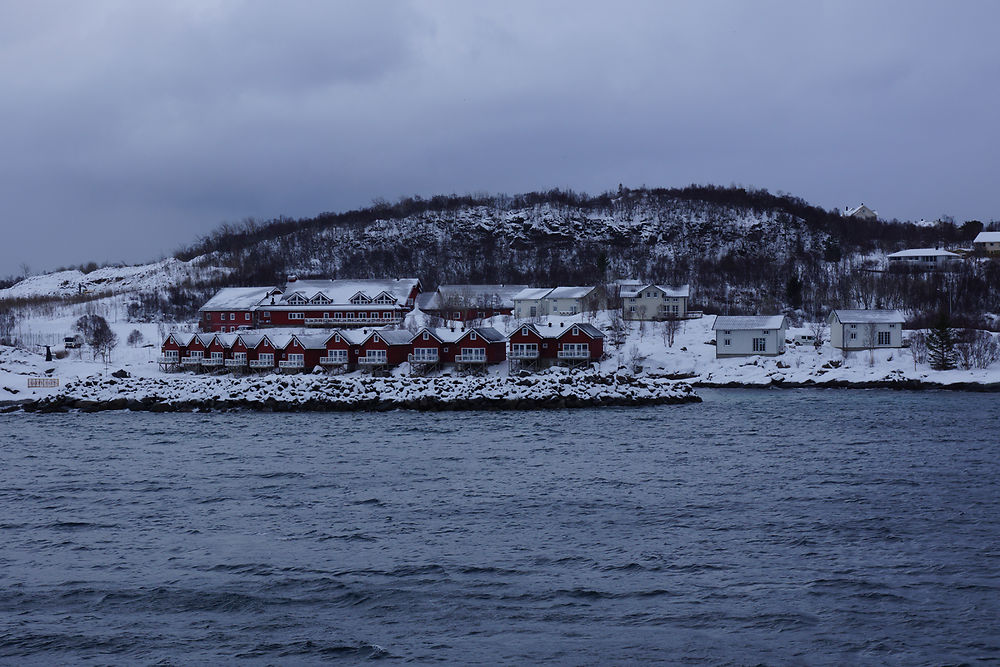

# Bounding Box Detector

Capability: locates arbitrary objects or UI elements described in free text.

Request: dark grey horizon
[2,1,998,278]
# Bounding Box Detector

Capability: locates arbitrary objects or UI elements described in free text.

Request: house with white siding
[828,310,905,350]
[887,248,960,271]
[711,315,787,358]
[618,282,690,320]
[512,286,601,319]
[973,231,1000,256]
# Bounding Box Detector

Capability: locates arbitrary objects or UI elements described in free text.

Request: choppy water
[1,389,998,664]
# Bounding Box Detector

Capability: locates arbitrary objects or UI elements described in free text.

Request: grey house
[712,315,788,358]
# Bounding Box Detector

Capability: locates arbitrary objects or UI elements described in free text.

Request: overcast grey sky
[2,1,998,277]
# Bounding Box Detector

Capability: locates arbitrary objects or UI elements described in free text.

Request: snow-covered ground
[2,303,999,405]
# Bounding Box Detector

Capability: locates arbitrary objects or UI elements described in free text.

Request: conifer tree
[926,312,956,370]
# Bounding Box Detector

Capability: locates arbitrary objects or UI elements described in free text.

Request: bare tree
[863,322,878,366]
[127,329,144,347]
[662,318,681,348]
[0,309,15,345]
[809,320,827,350]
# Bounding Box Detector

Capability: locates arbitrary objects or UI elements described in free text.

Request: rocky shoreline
[5,373,702,413]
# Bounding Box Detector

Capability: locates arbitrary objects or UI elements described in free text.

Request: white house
[711,315,787,358]
[887,248,960,271]
[973,231,1000,256]
[618,282,690,320]
[513,288,555,318]
[513,286,600,318]
[845,204,878,221]
[828,309,904,350]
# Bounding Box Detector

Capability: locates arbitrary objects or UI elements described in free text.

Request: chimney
[560,322,565,327]
[461,326,465,332]
[548,322,552,327]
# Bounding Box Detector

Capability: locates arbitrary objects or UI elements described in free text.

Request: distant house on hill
[711,315,787,358]
[617,281,691,320]
[845,204,878,221]
[828,310,904,350]
[887,248,960,271]
[973,231,1000,256]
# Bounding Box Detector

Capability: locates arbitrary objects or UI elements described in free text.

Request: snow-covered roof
[974,231,1000,243]
[431,284,530,309]
[412,327,466,344]
[513,322,604,339]
[360,329,413,346]
[474,327,507,342]
[887,248,959,258]
[619,283,690,298]
[845,204,877,218]
[215,333,239,348]
[712,315,787,331]
[296,334,331,350]
[167,333,197,347]
[830,309,905,324]
[547,286,596,300]
[199,287,275,311]
[513,287,553,301]
[236,334,267,349]
[276,278,419,306]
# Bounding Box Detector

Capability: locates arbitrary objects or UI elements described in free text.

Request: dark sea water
[1,389,998,665]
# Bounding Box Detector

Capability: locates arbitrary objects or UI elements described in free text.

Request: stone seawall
[9,373,702,413]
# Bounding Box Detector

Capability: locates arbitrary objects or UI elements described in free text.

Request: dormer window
[288,294,305,305]
[470,332,477,341]
[521,327,528,336]
[374,335,380,343]
[350,293,372,304]
[334,335,341,343]
[572,327,579,335]
[311,294,330,304]
[422,332,429,340]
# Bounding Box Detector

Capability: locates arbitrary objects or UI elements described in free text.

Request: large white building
[887,248,960,271]
[828,310,905,350]
[973,231,1000,255]
[512,286,600,318]
[711,315,787,358]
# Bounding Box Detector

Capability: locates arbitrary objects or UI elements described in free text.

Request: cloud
[1,1,999,276]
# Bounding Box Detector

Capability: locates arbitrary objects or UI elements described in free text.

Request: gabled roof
[236,333,268,349]
[268,334,295,350]
[845,204,877,218]
[275,279,420,307]
[215,333,239,348]
[199,286,275,311]
[619,283,690,299]
[555,322,604,339]
[297,333,334,350]
[166,332,197,347]
[974,231,1000,243]
[509,322,603,339]
[359,328,413,346]
[712,315,788,331]
[547,286,596,300]
[410,327,466,344]
[829,309,905,324]
[471,327,506,343]
[513,287,553,300]
[887,248,959,258]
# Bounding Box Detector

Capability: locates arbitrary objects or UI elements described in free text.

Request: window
[723,330,732,335]
[413,347,438,362]
[334,335,341,343]
[164,349,179,360]
[229,313,235,320]
[572,327,579,335]
[245,313,250,321]
[261,311,270,318]
[423,332,429,340]
[288,353,304,365]
[211,351,223,360]
[323,312,330,319]
[478,311,485,318]
[753,338,767,352]
[521,327,528,336]
[289,312,304,320]
[233,352,247,363]
[258,353,274,364]
[724,338,732,346]
[512,343,538,357]
[326,349,347,361]
[878,331,891,345]
[334,312,343,319]
[288,295,305,305]
[850,332,857,340]
[889,323,897,328]
[461,347,486,361]
[630,306,636,312]
[850,324,857,329]
[470,332,477,341]
[374,335,380,342]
